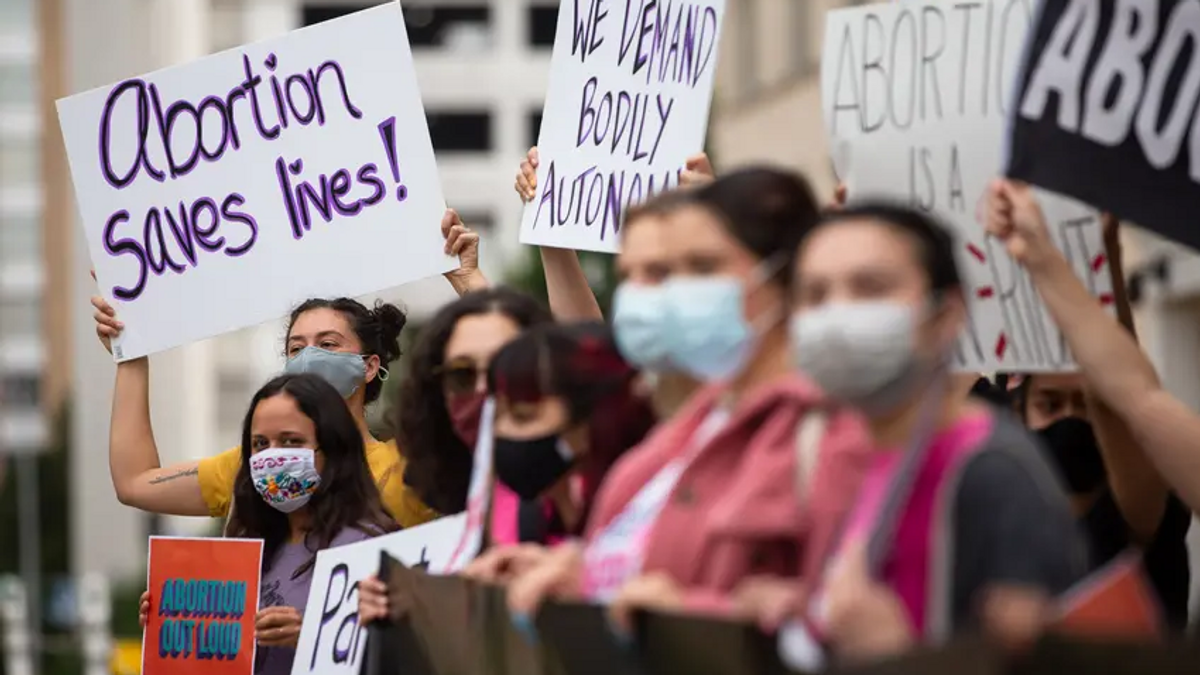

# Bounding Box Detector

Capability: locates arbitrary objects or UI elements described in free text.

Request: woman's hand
[255,606,304,648]
[515,147,539,203]
[138,591,150,629]
[90,270,123,355]
[731,576,804,631]
[608,571,684,634]
[463,544,552,584]
[828,183,848,211]
[441,209,488,294]
[506,542,585,619]
[984,179,1060,273]
[822,543,914,663]
[357,575,389,624]
[679,153,716,188]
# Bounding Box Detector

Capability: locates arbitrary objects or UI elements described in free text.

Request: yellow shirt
[196,438,439,528]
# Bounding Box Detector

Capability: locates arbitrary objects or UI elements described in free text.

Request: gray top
[930,411,1088,641]
[255,527,378,675]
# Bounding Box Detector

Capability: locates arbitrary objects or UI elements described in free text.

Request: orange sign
[142,537,263,675]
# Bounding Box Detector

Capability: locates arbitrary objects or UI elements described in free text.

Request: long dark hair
[287,298,407,405]
[228,374,396,576]
[488,321,657,532]
[395,287,553,514]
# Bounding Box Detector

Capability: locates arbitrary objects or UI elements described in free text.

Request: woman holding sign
[140,373,395,674]
[95,210,486,527]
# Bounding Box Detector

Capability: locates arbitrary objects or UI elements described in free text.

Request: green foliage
[502,246,618,318]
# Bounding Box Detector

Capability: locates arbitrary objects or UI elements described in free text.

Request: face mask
[285,346,366,398]
[1037,417,1106,494]
[612,283,672,371]
[447,392,487,447]
[662,261,781,382]
[790,301,926,416]
[249,448,321,513]
[492,434,575,501]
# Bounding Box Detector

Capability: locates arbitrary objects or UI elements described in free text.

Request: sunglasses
[436,360,486,396]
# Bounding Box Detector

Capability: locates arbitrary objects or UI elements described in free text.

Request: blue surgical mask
[612,283,672,371]
[662,261,781,382]
[284,346,366,398]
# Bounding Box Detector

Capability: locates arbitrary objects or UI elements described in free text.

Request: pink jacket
[584,374,873,611]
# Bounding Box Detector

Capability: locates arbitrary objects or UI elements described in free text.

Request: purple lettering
[102,210,149,301]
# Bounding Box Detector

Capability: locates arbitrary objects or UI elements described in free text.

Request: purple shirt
[255,527,377,675]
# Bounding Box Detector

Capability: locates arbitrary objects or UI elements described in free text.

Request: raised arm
[515,147,603,321]
[93,295,210,515]
[1083,219,1167,541]
[985,181,1200,513]
[441,208,490,296]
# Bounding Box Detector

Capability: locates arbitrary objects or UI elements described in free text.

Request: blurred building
[1,0,50,456]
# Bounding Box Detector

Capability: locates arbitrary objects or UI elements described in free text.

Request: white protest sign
[821,0,1113,373]
[57,3,453,362]
[440,397,495,574]
[291,514,466,675]
[521,0,726,254]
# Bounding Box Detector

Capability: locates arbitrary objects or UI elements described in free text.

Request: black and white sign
[1008,0,1200,250]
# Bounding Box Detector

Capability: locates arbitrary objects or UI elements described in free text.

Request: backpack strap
[794,410,828,505]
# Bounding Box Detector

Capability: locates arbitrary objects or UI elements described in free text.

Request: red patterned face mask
[447,392,487,447]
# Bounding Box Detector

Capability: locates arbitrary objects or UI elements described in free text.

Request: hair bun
[373,301,408,361]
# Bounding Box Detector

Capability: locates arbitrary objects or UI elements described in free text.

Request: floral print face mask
[249,448,321,513]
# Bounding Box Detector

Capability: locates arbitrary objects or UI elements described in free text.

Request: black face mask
[493,434,575,501]
[1036,416,1107,494]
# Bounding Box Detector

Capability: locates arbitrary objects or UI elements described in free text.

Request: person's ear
[364,354,383,383]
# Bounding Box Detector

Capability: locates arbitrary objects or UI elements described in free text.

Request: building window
[527,4,558,48]
[428,111,492,153]
[457,212,494,234]
[0,134,40,185]
[302,3,492,49]
[0,63,35,106]
[1,374,40,408]
[527,111,543,148]
[0,216,40,264]
[0,298,38,335]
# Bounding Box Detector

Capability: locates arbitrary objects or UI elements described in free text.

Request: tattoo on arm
[148,467,199,485]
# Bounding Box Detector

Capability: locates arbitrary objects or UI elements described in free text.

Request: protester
[355,287,555,623]
[515,148,710,416]
[985,180,1200,624]
[393,287,554,515]
[787,203,1085,662]
[95,211,483,527]
[461,322,656,570]
[501,167,873,628]
[138,373,395,674]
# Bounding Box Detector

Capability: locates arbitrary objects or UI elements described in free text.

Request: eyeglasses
[436,360,486,396]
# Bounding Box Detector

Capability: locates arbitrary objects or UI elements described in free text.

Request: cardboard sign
[821,0,1112,373]
[290,514,466,675]
[520,0,726,254]
[57,3,453,361]
[1052,552,1163,640]
[1007,0,1200,252]
[143,537,263,675]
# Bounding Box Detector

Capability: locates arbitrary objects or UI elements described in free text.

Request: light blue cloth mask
[284,346,366,398]
[612,283,673,371]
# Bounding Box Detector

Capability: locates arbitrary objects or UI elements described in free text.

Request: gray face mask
[284,346,367,398]
[789,301,927,416]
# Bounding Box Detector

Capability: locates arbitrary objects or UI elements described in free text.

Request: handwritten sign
[143,537,263,675]
[290,514,466,675]
[57,4,453,361]
[520,0,726,254]
[822,0,1112,373]
[1008,0,1200,252]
